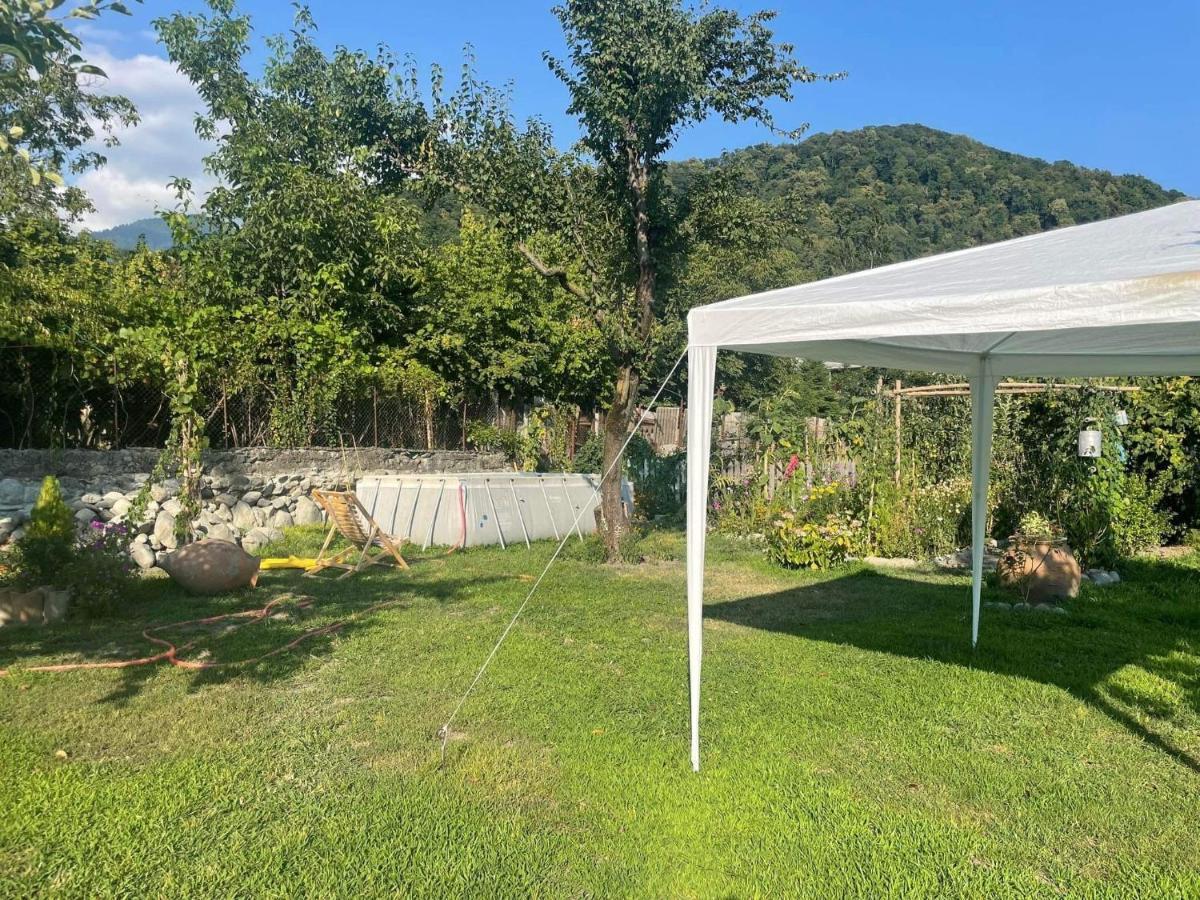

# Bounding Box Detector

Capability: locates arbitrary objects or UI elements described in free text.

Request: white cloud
[74,48,217,231]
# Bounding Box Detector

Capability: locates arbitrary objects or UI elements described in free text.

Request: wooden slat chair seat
[305,489,409,579]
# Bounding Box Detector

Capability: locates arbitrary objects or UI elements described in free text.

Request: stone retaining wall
[0,447,507,569]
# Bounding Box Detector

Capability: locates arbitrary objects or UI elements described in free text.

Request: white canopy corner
[685,200,1200,771]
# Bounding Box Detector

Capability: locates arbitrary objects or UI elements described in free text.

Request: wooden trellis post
[893,378,902,486]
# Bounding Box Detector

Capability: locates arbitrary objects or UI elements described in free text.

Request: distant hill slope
[88,216,173,251]
[667,123,1186,283]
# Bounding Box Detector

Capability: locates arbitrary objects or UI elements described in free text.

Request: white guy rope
[438,346,689,763]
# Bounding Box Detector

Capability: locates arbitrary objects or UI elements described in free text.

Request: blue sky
[78,0,1198,229]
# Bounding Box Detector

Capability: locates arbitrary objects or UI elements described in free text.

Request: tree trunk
[598,364,640,558]
[595,149,656,561]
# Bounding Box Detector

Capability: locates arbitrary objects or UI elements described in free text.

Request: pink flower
[784,454,801,479]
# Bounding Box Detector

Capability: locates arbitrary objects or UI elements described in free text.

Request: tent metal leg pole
[969,359,997,648]
[686,344,717,771]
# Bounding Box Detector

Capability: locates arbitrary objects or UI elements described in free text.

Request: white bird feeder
[1078,419,1102,458]
[1114,409,1130,427]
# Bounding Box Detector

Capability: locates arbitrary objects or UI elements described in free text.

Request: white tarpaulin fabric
[685,200,1200,770]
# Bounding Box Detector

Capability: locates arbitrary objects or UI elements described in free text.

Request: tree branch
[514,241,590,302]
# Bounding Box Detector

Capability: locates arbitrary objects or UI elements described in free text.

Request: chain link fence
[0,349,498,451]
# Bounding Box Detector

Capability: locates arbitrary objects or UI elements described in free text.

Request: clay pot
[159,539,261,595]
[998,539,1081,602]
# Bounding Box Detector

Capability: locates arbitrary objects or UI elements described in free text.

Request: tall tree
[0,0,139,222]
[425,0,838,557]
[156,1,431,445]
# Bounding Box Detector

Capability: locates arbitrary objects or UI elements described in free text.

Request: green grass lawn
[2,528,1199,897]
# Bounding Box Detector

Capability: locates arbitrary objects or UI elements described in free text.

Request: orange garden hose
[0,594,407,678]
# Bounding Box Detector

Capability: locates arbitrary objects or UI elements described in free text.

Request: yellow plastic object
[258,555,319,571]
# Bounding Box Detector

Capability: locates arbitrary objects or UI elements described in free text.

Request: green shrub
[1015,511,1059,542]
[64,521,134,616]
[869,477,970,560]
[571,434,603,474]
[1109,474,1170,559]
[627,451,684,521]
[767,507,857,570]
[467,421,537,470]
[15,476,76,587]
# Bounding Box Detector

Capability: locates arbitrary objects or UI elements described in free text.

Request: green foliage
[624,436,683,521]
[667,125,1184,283]
[1,0,139,221]
[747,360,840,447]
[409,212,608,407]
[63,520,133,616]
[869,477,972,560]
[423,0,835,559]
[466,422,538,471]
[994,389,1161,567]
[153,2,429,445]
[665,126,1183,405]
[1015,511,1059,542]
[571,434,603,474]
[767,507,857,570]
[1108,475,1170,560]
[1124,378,1200,535]
[15,475,75,586]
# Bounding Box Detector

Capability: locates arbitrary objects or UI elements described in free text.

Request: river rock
[130,542,157,569]
[207,523,236,543]
[231,501,257,532]
[240,527,270,554]
[0,479,25,506]
[153,510,178,550]
[293,495,324,526]
[74,508,97,526]
[96,490,124,510]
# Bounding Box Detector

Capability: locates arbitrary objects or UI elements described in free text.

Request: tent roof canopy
[688,200,1200,377]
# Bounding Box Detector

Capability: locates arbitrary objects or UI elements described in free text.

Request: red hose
[0,594,407,677]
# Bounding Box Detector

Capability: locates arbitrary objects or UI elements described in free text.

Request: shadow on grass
[0,557,509,704]
[706,555,1200,773]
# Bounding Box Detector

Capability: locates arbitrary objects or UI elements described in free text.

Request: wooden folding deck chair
[305,489,410,579]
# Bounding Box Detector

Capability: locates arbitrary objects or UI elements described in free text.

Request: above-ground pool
[356,473,634,549]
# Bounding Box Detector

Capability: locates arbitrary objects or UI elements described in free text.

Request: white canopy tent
[685,200,1200,771]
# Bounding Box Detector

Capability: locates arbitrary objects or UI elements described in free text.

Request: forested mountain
[666,123,1185,287]
[88,216,174,250]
